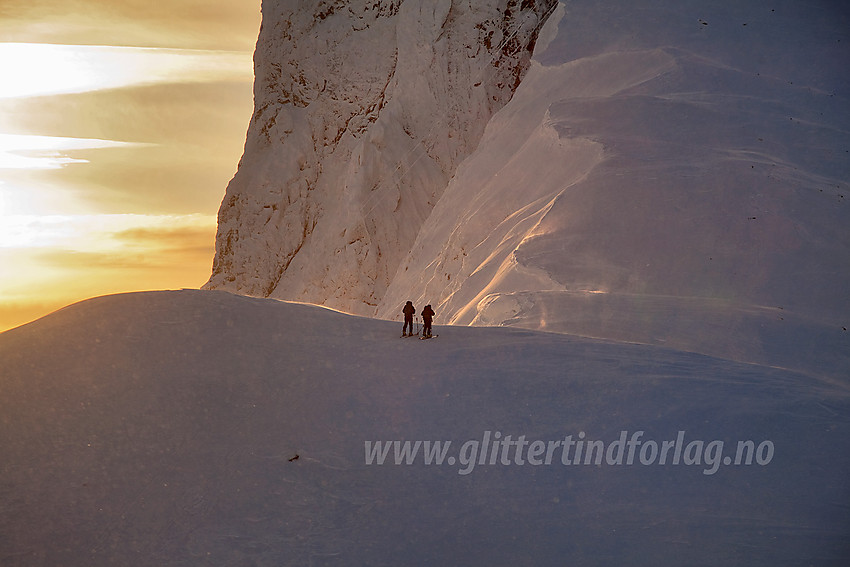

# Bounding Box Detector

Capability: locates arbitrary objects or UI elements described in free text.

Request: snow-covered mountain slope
[1,290,848,565]
[207,0,849,379]
[206,0,557,312]
[377,0,850,377]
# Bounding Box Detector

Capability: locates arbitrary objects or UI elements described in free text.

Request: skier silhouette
[422,304,435,337]
[402,301,416,336]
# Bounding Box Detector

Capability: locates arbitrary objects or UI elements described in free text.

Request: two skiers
[401,301,436,338]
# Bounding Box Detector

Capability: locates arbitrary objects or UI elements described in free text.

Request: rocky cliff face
[207,0,849,377]
[206,0,558,314]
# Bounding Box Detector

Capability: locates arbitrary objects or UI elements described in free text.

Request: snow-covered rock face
[209,0,849,377]
[206,0,558,313]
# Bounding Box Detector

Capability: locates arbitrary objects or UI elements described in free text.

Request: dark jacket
[422,305,435,322]
[402,302,416,319]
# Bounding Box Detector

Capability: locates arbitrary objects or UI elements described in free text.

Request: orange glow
[0,2,261,332]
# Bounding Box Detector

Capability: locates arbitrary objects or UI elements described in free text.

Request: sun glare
[0,8,259,333]
[0,42,253,99]
[0,43,99,99]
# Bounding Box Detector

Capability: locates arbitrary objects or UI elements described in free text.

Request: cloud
[0,43,253,100]
[113,223,217,256]
[0,133,145,170]
[0,215,217,331]
[0,0,261,51]
[33,249,154,270]
[32,235,214,271]
[0,79,253,215]
[0,0,259,332]
[1,78,252,142]
[0,212,215,250]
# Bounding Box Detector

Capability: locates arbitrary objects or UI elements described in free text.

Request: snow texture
[1,289,849,565]
[376,0,850,379]
[8,3,847,562]
[208,0,850,381]
[207,0,558,312]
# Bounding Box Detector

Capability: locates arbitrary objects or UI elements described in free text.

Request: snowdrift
[2,290,848,565]
[378,1,850,379]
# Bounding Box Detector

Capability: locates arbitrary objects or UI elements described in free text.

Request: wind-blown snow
[207,0,849,380]
[1,290,848,565]
[377,0,850,378]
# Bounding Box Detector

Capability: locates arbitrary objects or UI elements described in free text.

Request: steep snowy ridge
[207,0,558,312]
[2,290,849,564]
[378,1,850,378]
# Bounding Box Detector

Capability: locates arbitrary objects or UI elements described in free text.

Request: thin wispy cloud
[0,43,253,100]
[0,212,215,249]
[0,133,145,170]
[0,0,260,51]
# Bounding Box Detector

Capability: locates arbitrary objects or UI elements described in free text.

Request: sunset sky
[0,0,261,331]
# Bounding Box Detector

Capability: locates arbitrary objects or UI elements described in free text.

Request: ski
[419,334,439,340]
